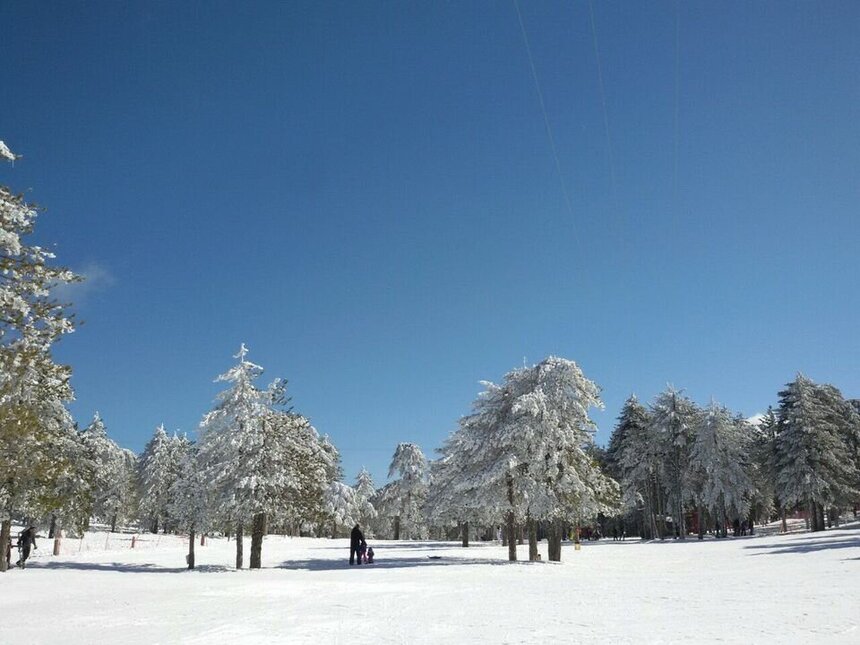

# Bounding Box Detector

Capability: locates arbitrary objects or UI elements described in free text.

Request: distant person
[349,524,366,566]
[16,525,38,568]
[358,540,367,563]
[366,546,375,564]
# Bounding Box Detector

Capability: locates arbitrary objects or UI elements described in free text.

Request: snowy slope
[1,525,858,644]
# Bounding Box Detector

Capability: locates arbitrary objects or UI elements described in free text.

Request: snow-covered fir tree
[353,468,378,536]
[649,387,698,540]
[608,396,662,539]
[138,424,186,534]
[168,444,209,569]
[79,412,137,532]
[774,374,858,531]
[747,407,779,530]
[379,443,428,540]
[198,345,338,565]
[687,402,753,538]
[0,144,80,571]
[433,357,617,561]
[326,481,362,537]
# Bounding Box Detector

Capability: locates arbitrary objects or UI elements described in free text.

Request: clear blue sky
[2,1,858,486]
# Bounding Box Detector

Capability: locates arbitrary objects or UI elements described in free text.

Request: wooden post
[131,535,136,549]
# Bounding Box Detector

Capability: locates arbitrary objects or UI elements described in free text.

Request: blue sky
[1,1,858,486]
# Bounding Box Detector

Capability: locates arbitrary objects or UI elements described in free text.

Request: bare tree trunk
[188,528,196,569]
[506,475,517,561]
[393,516,401,541]
[52,517,62,555]
[110,513,117,534]
[505,512,517,561]
[818,504,826,532]
[697,505,704,540]
[250,512,266,569]
[48,514,57,539]
[527,517,538,561]
[235,524,244,569]
[781,507,787,533]
[461,521,469,548]
[0,518,11,572]
[547,519,563,561]
[677,493,686,540]
[151,518,158,534]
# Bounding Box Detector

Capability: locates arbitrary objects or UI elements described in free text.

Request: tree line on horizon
[2,142,859,574]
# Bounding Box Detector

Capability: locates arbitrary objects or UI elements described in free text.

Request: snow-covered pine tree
[384,443,429,540]
[687,402,752,538]
[271,414,335,536]
[79,412,136,531]
[354,468,378,536]
[168,444,209,569]
[198,346,335,566]
[748,407,779,531]
[326,481,361,537]
[774,374,858,531]
[0,144,81,571]
[198,345,278,567]
[423,454,484,546]
[138,424,186,534]
[649,387,698,540]
[502,358,617,560]
[432,357,615,561]
[610,396,661,539]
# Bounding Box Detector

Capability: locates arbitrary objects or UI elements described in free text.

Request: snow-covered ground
[2,524,858,644]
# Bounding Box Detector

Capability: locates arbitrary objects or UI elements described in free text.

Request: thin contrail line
[512,0,583,257]
[587,0,617,206]
[673,0,681,224]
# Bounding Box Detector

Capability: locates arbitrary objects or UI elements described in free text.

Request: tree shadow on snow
[29,561,231,574]
[744,536,860,556]
[275,556,530,571]
[312,541,493,551]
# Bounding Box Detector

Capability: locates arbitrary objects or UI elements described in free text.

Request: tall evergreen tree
[687,402,752,537]
[1,145,80,571]
[610,396,660,539]
[649,387,698,539]
[774,374,858,531]
[383,443,428,540]
[138,425,185,534]
[354,468,378,536]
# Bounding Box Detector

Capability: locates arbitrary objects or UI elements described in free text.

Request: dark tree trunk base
[235,524,244,569]
[250,513,266,569]
[188,529,196,569]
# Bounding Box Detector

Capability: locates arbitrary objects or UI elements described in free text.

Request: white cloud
[53,262,116,304]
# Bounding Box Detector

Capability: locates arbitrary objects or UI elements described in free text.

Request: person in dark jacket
[16,525,38,568]
[349,524,366,566]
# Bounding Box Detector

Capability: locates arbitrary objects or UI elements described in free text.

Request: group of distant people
[349,524,374,565]
[4,525,38,570]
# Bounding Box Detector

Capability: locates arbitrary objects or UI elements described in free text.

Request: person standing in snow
[16,525,38,568]
[349,524,366,566]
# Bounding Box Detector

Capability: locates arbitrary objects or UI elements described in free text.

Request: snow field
[1,524,858,644]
